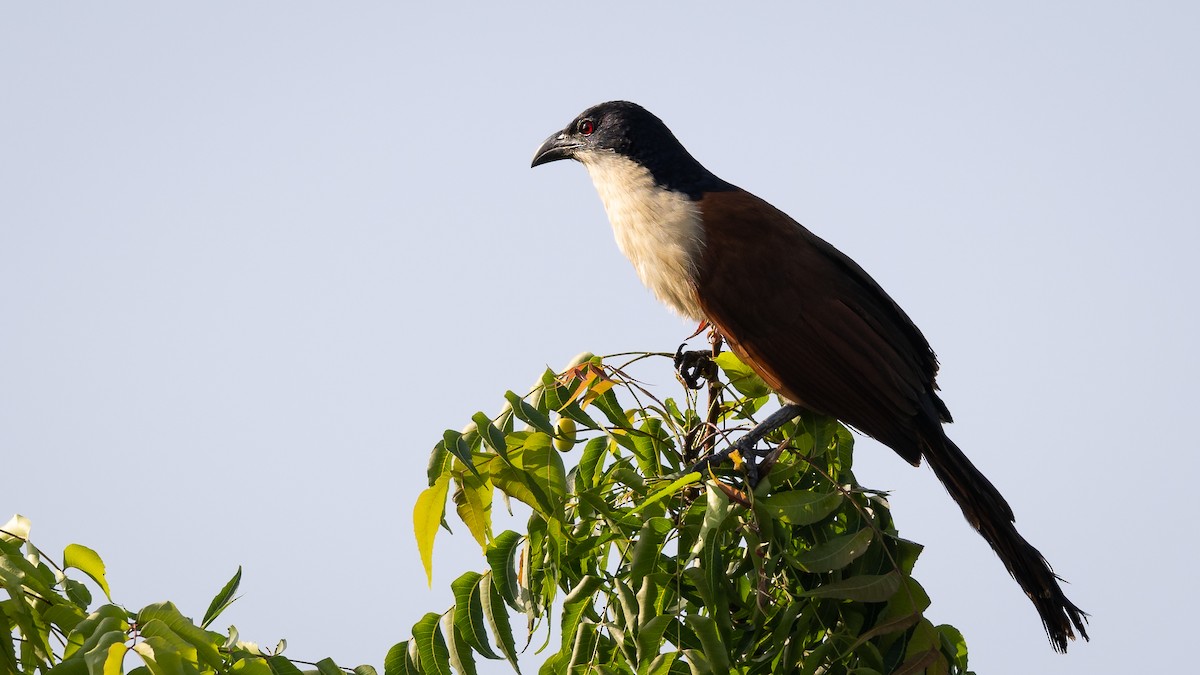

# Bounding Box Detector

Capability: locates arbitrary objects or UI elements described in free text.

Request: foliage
[0,514,372,675]
[403,348,975,674]
[1,347,976,674]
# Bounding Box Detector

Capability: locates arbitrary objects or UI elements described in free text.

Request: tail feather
[923,434,1089,652]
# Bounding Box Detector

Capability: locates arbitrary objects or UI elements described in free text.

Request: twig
[703,327,724,461]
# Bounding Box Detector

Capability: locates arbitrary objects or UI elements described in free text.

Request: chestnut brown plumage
[533,100,1088,651]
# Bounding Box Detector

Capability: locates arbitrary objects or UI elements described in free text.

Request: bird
[531,100,1088,652]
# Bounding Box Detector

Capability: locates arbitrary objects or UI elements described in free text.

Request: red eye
[578,119,595,135]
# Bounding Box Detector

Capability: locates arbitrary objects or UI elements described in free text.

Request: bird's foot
[674,344,716,390]
[685,404,804,486]
[686,435,771,486]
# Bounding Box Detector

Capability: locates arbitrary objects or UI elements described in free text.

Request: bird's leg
[674,343,716,390]
[688,403,804,485]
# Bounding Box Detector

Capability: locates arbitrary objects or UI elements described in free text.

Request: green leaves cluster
[3,347,979,674]
[0,515,370,675]
[402,351,975,674]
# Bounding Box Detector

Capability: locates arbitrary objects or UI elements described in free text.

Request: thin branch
[702,327,724,462]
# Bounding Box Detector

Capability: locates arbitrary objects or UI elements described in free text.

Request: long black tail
[922,434,1089,652]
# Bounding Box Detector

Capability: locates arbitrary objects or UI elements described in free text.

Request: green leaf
[557,400,600,433]
[3,549,56,599]
[797,640,838,675]
[480,574,520,673]
[565,622,601,672]
[444,430,480,478]
[414,475,451,587]
[578,437,608,489]
[635,575,662,628]
[802,571,903,602]
[516,433,568,513]
[936,623,969,671]
[682,649,712,675]
[232,656,275,675]
[847,611,922,651]
[138,602,223,669]
[629,418,670,477]
[893,649,940,675]
[687,616,730,673]
[504,391,553,434]
[384,642,413,675]
[314,657,343,675]
[453,472,494,552]
[643,651,677,675]
[489,460,551,518]
[442,613,478,675]
[201,566,242,629]
[560,575,602,652]
[266,655,305,675]
[412,613,451,675]
[65,578,92,609]
[83,632,127,675]
[537,652,566,675]
[898,620,943,675]
[893,538,924,575]
[485,531,522,612]
[612,579,639,664]
[63,544,112,601]
[613,467,647,493]
[686,482,732,566]
[590,388,632,429]
[450,572,500,660]
[63,606,129,660]
[713,352,770,398]
[628,518,673,585]
[792,530,874,572]
[539,368,568,411]
[882,576,931,620]
[489,433,567,518]
[630,473,699,516]
[758,491,842,525]
[635,615,672,670]
[45,659,89,675]
[472,412,510,461]
[132,635,187,675]
[427,440,452,487]
[43,603,86,635]
[354,667,380,675]
[137,619,198,665]
[765,602,804,659]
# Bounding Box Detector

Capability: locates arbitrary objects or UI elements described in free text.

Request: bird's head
[531,101,671,167]
[531,101,727,196]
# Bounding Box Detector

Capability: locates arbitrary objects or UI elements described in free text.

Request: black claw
[745,453,760,486]
[681,404,805,486]
[674,344,715,390]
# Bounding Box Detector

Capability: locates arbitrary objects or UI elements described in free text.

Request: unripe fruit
[554,417,577,452]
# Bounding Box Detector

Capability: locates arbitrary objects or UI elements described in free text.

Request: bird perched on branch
[531,100,1088,652]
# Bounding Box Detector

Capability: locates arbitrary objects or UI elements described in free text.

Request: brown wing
[696,190,949,464]
[695,191,1093,649]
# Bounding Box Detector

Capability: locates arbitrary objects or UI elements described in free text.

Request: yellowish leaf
[414,475,451,586]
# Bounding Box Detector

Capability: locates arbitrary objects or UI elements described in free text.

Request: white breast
[579,152,705,320]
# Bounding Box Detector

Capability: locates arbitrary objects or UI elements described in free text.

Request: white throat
[579,152,705,320]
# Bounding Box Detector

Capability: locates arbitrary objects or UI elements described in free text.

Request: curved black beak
[531,132,582,168]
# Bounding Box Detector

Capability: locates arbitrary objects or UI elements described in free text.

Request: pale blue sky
[3,3,1197,673]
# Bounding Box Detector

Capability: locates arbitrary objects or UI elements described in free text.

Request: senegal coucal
[531,100,1088,651]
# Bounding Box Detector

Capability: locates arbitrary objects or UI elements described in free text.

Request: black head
[531,101,732,197]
